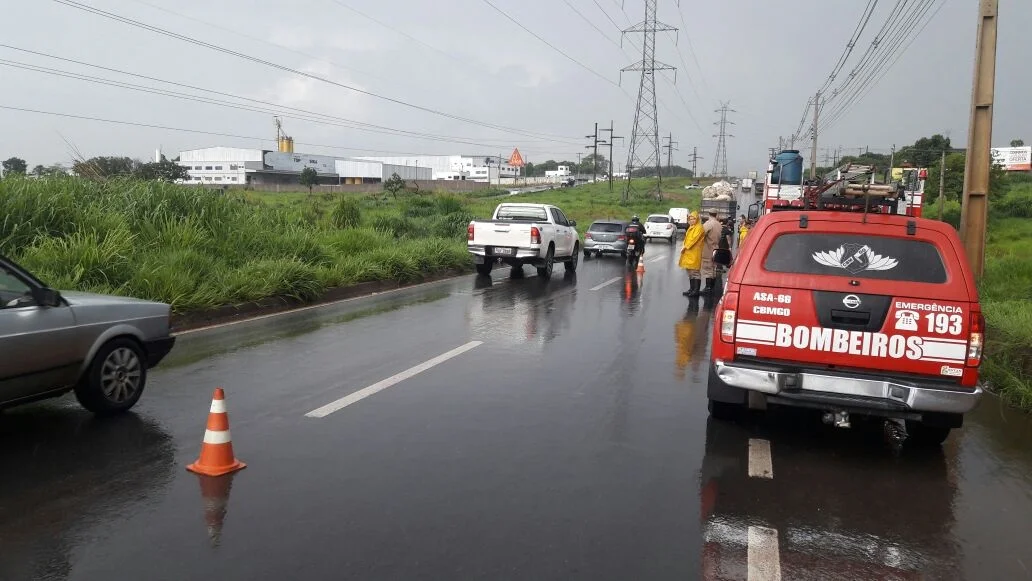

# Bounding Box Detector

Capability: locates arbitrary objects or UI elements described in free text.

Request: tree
[72,156,139,179]
[31,165,46,177]
[136,157,190,183]
[299,167,318,193]
[383,172,406,199]
[2,157,27,176]
[1010,139,1025,147]
[896,134,951,168]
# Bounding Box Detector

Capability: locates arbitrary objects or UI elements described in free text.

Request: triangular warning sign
[508,148,525,168]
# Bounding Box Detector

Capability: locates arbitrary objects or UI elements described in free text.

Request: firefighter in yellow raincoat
[679,211,705,297]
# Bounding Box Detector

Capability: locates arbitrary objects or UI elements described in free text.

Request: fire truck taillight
[719,292,738,343]
[967,311,985,365]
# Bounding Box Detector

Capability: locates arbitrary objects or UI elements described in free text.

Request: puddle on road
[162,291,452,368]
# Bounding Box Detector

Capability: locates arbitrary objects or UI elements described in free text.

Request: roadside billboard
[990,146,1032,171]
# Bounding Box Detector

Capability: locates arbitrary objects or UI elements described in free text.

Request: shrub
[331,197,363,228]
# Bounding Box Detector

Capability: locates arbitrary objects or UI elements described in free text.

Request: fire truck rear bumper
[713,360,982,416]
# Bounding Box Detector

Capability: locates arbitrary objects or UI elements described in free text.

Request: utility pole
[620,0,677,201]
[810,90,820,180]
[887,144,896,183]
[688,147,703,179]
[601,120,623,192]
[960,0,999,279]
[586,123,602,184]
[662,133,678,176]
[938,149,948,221]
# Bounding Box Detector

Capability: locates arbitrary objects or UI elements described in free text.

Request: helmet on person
[631,215,640,224]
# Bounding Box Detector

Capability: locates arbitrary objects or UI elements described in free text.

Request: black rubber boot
[702,277,716,295]
[683,278,701,297]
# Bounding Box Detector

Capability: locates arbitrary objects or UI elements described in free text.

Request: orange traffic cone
[187,388,246,477]
[636,259,646,274]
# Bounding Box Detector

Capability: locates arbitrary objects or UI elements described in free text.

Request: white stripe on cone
[203,429,232,445]
[210,399,227,414]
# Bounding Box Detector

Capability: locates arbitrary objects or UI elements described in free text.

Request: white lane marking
[305,341,484,418]
[748,438,773,479]
[747,526,782,581]
[647,255,665,263]
[589,277,623,291]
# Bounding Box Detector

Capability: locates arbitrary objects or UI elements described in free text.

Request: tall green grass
[0,177,470,312]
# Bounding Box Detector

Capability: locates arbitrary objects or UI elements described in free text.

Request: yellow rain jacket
[739,224,750,245]
[678,212,704,270]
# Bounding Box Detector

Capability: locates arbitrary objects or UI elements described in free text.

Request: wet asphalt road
[2,242,1032,580]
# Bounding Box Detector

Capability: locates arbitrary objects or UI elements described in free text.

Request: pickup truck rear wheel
[566,244,579,272]
[75,337,147,415]
[905,421,951,446]
[475,261,493,276]
[537,246,555,279]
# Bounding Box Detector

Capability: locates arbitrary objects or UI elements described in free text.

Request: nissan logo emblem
[842,294,862,309]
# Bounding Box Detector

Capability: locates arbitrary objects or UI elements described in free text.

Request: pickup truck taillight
[530,226,541,245]
[967,311,985,366]
[719,292,738,343]
[467,223,475,241]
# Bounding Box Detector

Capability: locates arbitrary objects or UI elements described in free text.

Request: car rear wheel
[475,261,493,276]
[75,338,147,415]
[584,249,591,259]
[905,421,951,447]
[566,244,579,272]
[537,246,555,279]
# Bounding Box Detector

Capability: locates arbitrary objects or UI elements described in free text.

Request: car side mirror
[569,220,577,227]
[747,205,760,221]
[31,287,62,307]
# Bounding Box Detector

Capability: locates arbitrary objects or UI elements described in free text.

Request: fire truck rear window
[762,233,948,283]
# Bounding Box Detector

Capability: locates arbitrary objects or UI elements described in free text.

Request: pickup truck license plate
[493,247,515,256]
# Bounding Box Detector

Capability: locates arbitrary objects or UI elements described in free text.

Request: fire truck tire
[706,363,747,420]
[905,421,951,447]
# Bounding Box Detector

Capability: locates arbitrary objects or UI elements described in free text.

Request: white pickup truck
[467,203,580,279]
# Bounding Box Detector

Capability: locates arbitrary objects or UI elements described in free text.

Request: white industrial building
[354,154,519,183]
[176,147,432,186]
[545,165,572,178]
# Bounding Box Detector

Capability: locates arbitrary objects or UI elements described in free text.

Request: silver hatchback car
[0,255,176,414]
[583,220,629,258]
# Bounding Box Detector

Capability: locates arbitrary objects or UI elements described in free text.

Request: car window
[647,216,671,223]
[496,205,547,221]
[762,233,949,283]
[589,222,624,233]
[0,264,34,308]
[550,208,569,226]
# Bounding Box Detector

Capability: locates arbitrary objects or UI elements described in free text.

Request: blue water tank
[771,150,804,185]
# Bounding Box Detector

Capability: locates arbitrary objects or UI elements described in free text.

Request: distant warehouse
[176,147,432,186]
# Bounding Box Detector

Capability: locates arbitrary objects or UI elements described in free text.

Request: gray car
[583,220,629,258]
[0,255,176,414]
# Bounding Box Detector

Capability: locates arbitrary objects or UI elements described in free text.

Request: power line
[0,44,582,147]
[563,0,621,48]
[816,0,880,96]
[0,58,580,151]
[0,104,576,158]
[125,0,385,83]
[50,0,583,141]
[820,0,944,132]
[480,0,618,86]
[674,1,711,98]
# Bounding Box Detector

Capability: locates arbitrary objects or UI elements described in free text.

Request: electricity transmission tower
[620,0,676,201]
[712,102,735,178]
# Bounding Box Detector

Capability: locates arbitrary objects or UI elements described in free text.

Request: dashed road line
[305,341,484,418]
[748,438,773,479]
[589,277,623,291]
[647,255,666,263]
[747,526,782,581]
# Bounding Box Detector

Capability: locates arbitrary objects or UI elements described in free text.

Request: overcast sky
[2,0,1029,175]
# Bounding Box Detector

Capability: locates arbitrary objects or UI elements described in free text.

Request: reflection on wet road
[1,244,1031,580]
